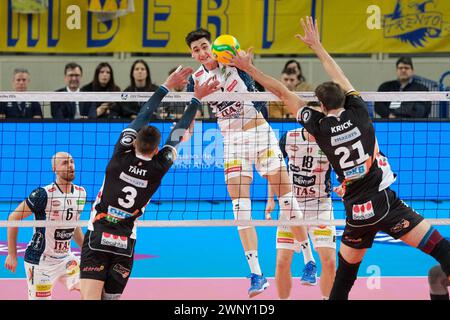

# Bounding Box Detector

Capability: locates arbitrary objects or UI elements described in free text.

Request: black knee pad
[329,253,362,300]
[430,239,450,277]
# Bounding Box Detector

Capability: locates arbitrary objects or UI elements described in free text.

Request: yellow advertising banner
[0,0,449,54]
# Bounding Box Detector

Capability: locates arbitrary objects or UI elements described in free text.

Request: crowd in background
[0,57,432,120]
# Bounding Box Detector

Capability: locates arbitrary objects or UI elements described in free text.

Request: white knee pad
[102,290,122,300]
[279,192,303,221]
[232,198,252,230]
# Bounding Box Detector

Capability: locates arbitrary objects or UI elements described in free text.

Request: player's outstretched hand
[225,47,254,72]
[295,16,321,49]
[163,66,194,91]
[5,254,17,273]
[193,77,221,100]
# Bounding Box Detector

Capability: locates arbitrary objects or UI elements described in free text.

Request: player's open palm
[226,47,254,72]
[194,77,220,100]
[295,16,321,48]
[164,66,194,91]
[5,254,17,273]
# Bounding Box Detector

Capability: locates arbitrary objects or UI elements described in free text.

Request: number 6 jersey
[88,128,175,239]
[24,183,86,264]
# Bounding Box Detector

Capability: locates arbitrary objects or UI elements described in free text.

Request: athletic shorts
[341,187,424,249]
[223,122,286,181]
[276,198,336,252]
[80,230,135,295]
[24,253,80,300]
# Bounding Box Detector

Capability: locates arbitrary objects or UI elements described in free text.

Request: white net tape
[1,218,449,228]
[0,91,448,102]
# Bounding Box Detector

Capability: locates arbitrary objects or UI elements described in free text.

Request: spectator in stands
[81,62,121,119]
[120,59,159,119]
[0,68,42,119]
[375,57,431,118]
[283,59,315,92]
[51,62,88,119]
[268,68,300,118]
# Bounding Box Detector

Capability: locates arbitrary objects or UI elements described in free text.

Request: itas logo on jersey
[352,201,375,220]
[101,233,128,249]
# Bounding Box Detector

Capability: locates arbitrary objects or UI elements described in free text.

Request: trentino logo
[384,0,444,47]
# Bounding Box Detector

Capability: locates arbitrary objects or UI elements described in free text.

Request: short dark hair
[185,28,211,47]
[64,62,82,75]
[314,81,345,111]
[282,68,298,76]
[396,57,413,69]
[135,125,161,155]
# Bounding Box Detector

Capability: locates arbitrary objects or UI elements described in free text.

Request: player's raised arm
[164,77,220,156]
[296,16,354,93]
[226,48,306,118]
[128,66,194,132]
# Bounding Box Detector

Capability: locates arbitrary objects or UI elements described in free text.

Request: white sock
[299,240,315,264]
[322,296,329,300]
[245,250,262,275]
[279,296,291,300]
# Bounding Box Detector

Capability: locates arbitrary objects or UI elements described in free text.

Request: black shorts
[341,188,424,249]
[80,230,135,295]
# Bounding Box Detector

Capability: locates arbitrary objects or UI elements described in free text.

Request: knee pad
[102,289,122,300]
[429,238,450,277]
[428,265,449,295]
[418,227,443,254]
[232,198,252,230]
[279,192,303,221]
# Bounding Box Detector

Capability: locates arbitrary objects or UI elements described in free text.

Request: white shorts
[276,199,336,252]
[223,122,285,181]
[24,253,80,300]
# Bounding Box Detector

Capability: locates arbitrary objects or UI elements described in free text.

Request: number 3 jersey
[279,128,332,200]
[297,91,396,203]
[24,183,86,264]
[88,128,174,239]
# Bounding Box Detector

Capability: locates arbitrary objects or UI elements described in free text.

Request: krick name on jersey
[331,120,353,133]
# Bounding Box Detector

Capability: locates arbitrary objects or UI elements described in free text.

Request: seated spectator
[268,68,299,119]
[81,62,121,119]
[119,59,159,119]
[0,68,42,119]
[51,62,88,119]
[283,59,314,91]
[375,57,431,118]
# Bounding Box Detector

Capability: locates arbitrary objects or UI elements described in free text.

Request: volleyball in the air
[212,34,241,64]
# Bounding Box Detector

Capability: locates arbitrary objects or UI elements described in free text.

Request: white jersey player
[266,127,336,300]
[185,28,315,298]
[5,152,86,299]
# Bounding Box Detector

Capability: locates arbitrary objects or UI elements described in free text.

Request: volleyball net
[0,91,449,227]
